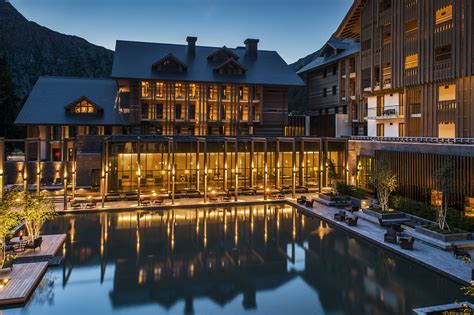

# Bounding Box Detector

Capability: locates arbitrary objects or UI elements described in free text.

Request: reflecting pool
[2,205,469,315]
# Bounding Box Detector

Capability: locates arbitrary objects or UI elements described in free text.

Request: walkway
[288,199,473,285]
[0,262,48,306]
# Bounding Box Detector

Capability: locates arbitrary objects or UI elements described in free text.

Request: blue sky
[10,0,353,63]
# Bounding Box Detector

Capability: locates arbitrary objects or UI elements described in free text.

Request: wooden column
[23,139,28,193]
[137,137,141,206]
[234,141,238,202]
[100,140,106,208]
[72,139,76,199]
[203,141,208,203]
[171,140,175,205]
[264,140,268,200]
[63,161,68,211]
[196,141,200,191]
[224,140,228,192]
[36,138,41,195]
[0,138,4,199]
[292,139,296,199]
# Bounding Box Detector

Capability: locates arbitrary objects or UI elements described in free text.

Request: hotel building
[335,0,474,138]
[12,37,349,200]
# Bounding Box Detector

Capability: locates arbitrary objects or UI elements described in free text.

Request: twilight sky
[10,0,353,64]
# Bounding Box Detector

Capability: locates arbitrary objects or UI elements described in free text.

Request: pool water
[2,205,468,315]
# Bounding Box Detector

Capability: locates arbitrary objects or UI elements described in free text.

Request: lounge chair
[400,237,415,250]
[140,199,151,206]
[25,237,42,252]
[85,202,96,209]
[391,223,404,233]
[297,196,307,205]
[334,211,346,222]
[0,259,13,271]
[305,200,313,208]
[345,216,358,226]
[452,244,471,259]
[222,195,231,202]
[384,229,397,244]
[154,198,163,205]
[70,200,82,209]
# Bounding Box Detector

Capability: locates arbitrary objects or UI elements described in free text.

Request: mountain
[0,0,113,98]
[287,49,321,114]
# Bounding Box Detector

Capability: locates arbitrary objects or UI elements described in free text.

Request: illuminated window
[404,20,418,33]
[438,123,455,138]
[438,84,456,101]
[155,82,165,99]
[73,99,98,113]
[435,5,453,25]
[405,54,418,69]
[376,124,384,137]
[141,82,151,98]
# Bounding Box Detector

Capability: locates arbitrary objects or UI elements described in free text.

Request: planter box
[362,208,405,220]
[349,196,372,209]
[414,302,474,315]
[415,226,470,242]
[319,193,349,203]
[315,193,350,207]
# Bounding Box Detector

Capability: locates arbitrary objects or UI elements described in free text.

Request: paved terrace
[54,193,473,285]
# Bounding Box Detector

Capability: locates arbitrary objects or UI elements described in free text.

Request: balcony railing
[434,59,453,80]
[350,136,474,145]
[367,105,404,119]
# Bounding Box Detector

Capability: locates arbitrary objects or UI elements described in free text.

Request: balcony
[409,103,421,118]
[367,105,404,119]
[434,59,453,80]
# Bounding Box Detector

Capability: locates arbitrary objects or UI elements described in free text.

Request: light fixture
[0,278,10,289]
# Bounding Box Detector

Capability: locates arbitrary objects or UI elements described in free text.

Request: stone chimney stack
[244,38,259,58]
[186,36,197,57]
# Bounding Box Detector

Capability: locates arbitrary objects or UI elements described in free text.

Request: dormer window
[207,46,239,63]
[152,54,188,73]
[65,96,102,114]
[213,58,246,75]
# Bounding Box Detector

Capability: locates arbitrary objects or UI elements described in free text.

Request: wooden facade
[375,149,474,207]
[337,0,474,138]
[124,80,289,137]
[299,40,362,136]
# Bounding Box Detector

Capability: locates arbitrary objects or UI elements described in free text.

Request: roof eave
[335,0,367,39]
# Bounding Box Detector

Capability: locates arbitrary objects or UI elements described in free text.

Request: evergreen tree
[0,55,23,138]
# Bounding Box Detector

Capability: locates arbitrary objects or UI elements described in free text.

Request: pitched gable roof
[64,96,104,112]
[335,0,368,39]
[111,40,304,86]
[15,77,127,126]
[207,46,240,61]
[213,58,247,75]
[297,38,359,75]
[152,53,188,72]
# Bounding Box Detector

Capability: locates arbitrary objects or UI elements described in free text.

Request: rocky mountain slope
[0,0,113,98]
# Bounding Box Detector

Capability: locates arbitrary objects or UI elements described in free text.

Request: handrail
[350,136,474,145]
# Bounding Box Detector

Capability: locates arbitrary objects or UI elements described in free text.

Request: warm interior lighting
[0,278,10,289]
[404,54,418,69]
[435,5,453,25]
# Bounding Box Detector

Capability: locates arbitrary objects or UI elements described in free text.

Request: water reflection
[7,205,469,315]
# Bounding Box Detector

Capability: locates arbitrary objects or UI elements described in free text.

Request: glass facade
[105,136,347,198]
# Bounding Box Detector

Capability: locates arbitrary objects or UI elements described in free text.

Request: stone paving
[54,192,473,285]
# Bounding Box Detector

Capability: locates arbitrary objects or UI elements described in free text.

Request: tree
[2,188,57,241]
[0,197,20,264]
[370,158,397,212]
[0,55,23,138]
[433,162,454,231]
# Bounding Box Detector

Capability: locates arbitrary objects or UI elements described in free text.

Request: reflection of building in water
[43,205,464,315]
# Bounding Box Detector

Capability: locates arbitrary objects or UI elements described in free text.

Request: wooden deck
[0,262,48,306]
[16,234,67,264]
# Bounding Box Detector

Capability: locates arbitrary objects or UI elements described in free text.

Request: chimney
[244,38,259,58]
[186,36,197,57]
